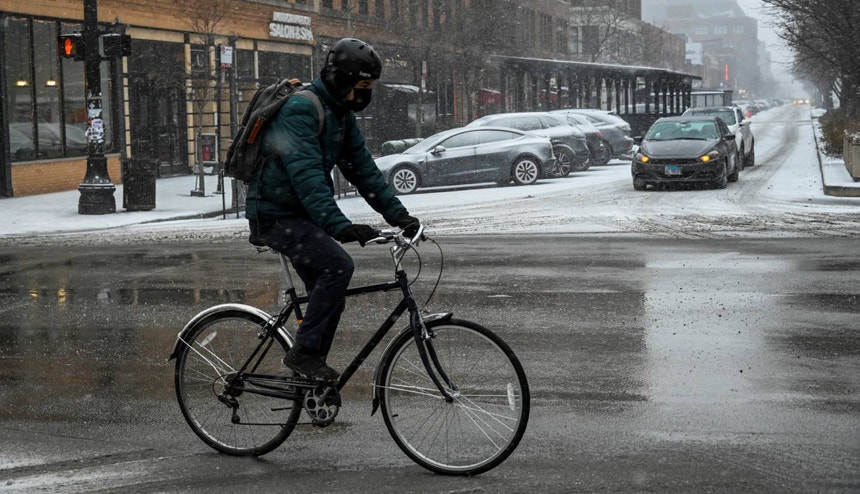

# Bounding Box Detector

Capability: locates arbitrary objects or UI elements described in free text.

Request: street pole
[78,0,116,214]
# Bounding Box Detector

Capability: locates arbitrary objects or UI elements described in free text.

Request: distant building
[641,0,763,98]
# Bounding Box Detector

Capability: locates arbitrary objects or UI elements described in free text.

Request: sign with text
[198,133,218,165]
[269,12,313,42]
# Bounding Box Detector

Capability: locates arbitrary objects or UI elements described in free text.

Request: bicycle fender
[370,312,453,416]
[167,303,284,361]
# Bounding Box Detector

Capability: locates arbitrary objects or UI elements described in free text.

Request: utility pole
[78,0,115,214]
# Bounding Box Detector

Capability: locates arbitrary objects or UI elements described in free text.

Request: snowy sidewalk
[0,110,858,238]
[0,174,235,237]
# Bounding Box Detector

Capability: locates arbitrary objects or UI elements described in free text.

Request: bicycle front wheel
[379,319,530,475]
[174,309,301,456]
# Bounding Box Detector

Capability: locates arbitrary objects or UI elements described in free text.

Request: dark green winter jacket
[245,78,407,237]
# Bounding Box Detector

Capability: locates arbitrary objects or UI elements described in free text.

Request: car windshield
[688,109,737,125]
[646,121,718,141]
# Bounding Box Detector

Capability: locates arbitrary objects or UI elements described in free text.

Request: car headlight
[635,152,650,164]
[699,150,720,163]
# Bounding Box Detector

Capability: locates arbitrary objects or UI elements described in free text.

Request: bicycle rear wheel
[378,319,530,475]
[174,309,301,456]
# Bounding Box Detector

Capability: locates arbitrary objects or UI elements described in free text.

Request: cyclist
[246,38,419,380]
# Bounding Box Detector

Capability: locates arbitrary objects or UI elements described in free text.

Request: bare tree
[177,0,234,196]
[570,0,631,63]
[761,0,860,116]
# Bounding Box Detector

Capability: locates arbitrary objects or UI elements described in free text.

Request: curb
[811,113,860,197]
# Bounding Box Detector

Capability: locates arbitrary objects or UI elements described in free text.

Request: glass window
[4,17,35,161]
[61,24,89,158]
[375,0,385,18]
[236,49,255,79]
[4,17,115,161]
[441,131,477,149]
[474,130,515,145]
[258,51,312,85]
[359,0,368,14]
[34,20,62,158]
[321,0,333,8]
[342,0,350,11]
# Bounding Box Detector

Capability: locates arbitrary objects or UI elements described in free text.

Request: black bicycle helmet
[321,38,383,101]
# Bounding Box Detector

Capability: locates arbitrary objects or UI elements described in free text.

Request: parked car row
[551,109,635,162]
[375,108,639,195]
[466,112,589,175]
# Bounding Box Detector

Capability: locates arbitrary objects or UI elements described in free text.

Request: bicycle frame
[180,228,456,408]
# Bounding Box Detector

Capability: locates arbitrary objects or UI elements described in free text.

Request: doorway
[128,40,188,177]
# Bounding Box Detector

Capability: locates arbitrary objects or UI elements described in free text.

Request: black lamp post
[78,0,116,214]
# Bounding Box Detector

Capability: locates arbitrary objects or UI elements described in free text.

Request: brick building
[1,0,689,197]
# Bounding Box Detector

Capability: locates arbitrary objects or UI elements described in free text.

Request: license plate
[664,165,682,175]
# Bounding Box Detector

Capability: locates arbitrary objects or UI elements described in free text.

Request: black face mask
[343,88,372,112]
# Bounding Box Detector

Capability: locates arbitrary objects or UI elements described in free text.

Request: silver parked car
[465,112,590,175]
[551,109,635,160]
[551,112,610,165]
[374,126,555,195]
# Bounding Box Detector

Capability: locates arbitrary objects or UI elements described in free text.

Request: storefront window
[258,52,312,85]
[34,20,64,158]
[236,49,255,80]
[60,24,88,158]
[4,17,35,161]
[3,16,115,162]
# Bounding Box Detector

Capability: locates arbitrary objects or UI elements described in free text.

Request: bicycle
[168,225,530,476]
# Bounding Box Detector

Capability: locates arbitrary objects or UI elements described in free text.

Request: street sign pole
[78,0,116,214]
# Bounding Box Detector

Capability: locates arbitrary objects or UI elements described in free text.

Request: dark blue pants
[254,217,354,356]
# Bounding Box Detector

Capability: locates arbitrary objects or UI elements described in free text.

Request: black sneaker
[283,347,339,381]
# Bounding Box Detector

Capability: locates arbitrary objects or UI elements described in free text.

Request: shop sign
[198,133,218,165]
[269,12,313,42]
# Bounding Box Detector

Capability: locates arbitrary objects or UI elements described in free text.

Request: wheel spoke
[379,321,529,475]
[174,312,301,456]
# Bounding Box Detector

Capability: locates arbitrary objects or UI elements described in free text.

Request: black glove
[394,214,420,238]
[336,224,378,247]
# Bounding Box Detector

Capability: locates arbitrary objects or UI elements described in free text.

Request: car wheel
[390,166,420,194]
[511,155,540,186]
[551,146,573,178]
[633,178,647,191]
[737,145,746,171]
[728,156,740,182]
[592,140,611,166]
[745,141,755,167]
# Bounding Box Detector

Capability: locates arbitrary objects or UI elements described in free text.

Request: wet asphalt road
[0,235,858,493]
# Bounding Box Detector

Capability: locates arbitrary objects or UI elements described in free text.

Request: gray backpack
[225,78,323,183]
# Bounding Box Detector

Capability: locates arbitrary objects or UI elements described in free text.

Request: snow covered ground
[1,104,857,245]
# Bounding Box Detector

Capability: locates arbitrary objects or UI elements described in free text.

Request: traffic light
[101,33,131,58]
[58,33,85,61]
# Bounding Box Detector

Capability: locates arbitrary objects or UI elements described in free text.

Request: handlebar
[370,223,426,249]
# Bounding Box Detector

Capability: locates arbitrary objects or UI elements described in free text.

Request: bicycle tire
[174,309,301,456]
[378,319,530,475]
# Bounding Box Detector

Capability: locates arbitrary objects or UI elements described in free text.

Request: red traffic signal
[58,33,84,61]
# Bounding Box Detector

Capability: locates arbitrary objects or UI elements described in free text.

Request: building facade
[1,0,694,198]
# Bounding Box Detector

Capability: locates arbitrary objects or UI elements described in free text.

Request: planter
[845,132,860,181]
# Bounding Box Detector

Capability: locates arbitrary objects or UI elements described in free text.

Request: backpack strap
[295,90,324,135]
